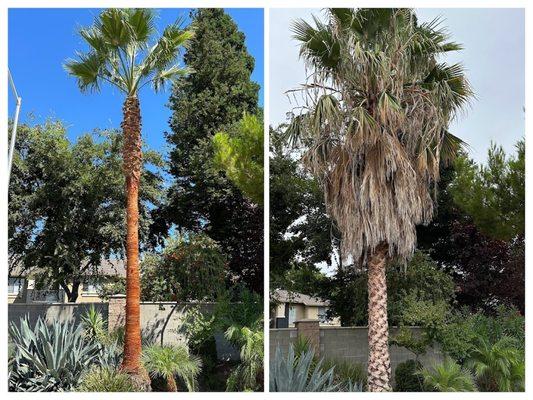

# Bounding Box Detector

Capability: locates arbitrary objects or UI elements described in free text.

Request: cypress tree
[157,8,263,293]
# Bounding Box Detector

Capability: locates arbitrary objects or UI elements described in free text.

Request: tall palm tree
[65,9,192,381]
[289,8,472,391]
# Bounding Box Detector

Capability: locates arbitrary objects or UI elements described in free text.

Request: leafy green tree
[450,140,524,240]
[269,126,339,290]
[288,8,472,390]
[140,234,226,302]
[213,113,264,205]
[156,8,263,293]
[65,8,192,376]
[326,252,455,327]
[8,121,163,302]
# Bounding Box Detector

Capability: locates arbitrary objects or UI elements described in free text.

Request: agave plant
[419,357,477,392]
[8,317,101,392]
[142,344,202,392]
[468,336,524,392]
[270,346,339,392]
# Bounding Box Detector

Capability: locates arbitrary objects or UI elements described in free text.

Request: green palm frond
[65,8,192,97]
[143,344,202,392]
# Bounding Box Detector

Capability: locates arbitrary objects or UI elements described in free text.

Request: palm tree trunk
[120,96,148,386]
[367,243,392,392]
[167,375,178,392]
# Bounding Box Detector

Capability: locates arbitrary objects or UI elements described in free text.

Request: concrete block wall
[270,321,443,381]
[8,302,108,328]
[8,300,239,361]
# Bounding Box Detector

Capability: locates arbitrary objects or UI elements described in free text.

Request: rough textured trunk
[367,243,392,392]
[120,96,149,387]
[166,375,178,392]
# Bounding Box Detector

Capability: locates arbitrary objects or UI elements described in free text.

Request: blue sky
[270,8,525,164]
[8,8,264,155]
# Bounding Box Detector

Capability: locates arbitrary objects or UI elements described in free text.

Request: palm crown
[65,8,193,96]
[288,8,473,262]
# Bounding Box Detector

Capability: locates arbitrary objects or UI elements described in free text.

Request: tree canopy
[8,121,163,302]
[212,113,264,205]
[450,140,525,240]
[154,8,263,293]
[141,233,227,302]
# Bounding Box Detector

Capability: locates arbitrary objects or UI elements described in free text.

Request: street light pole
[8,68,22,185]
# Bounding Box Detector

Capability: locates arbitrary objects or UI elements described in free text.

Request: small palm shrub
[271,346,340,392]
[143,344,202,392]
[9,317,100,392]
[419,357,477,392]
[225,321,264,391]
[77,367,137,392]
[394,359,426,392]
[468,336,524,391]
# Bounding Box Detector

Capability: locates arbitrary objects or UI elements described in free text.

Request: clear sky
[8,8,264,157]
[270,8,525,163]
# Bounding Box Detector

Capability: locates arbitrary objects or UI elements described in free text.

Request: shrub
[77,367,137,392]
[394,359,426,392]
[468,336,524,391]
[8,317,100,392]
[419,357,477,392]
[143,344,202,392]
[225,320,264,391]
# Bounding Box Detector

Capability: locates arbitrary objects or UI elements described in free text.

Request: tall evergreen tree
[157,9,263,293]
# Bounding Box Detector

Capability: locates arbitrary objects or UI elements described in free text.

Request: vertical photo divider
[263,5,270,392]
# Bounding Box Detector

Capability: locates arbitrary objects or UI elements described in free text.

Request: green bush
[419,357,477,392]
[77,367,137,392]
[143,344,202,392]
[394,359,426,392]
[225,320,264,391]
[9,317,100,392]
[468,336,524,392]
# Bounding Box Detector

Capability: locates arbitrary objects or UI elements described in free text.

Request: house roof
[9,258,126,279]
[271,289,330,307]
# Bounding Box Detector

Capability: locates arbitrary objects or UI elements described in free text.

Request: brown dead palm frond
[288,8,473,264]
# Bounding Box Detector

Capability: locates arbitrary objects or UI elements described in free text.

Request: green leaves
[212,113,264,205]
[8,121,163,300]
[450,140,525,240]
[140,233,227,302]
[66,8,192,96]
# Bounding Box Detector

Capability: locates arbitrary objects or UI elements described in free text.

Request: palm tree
[143,345,202,392]
[289,8,472,391]
[225,319,264,391]
[419,357,477,392]
[468,336,524,391]
[65,9,192,381]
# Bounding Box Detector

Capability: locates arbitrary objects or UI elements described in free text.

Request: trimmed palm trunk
[367,244,391,392]
[120,96,145,378]
[166,376,178,392]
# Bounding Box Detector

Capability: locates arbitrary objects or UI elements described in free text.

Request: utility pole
[8,68,22,185]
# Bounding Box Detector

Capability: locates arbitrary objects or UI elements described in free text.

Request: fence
[270,320,443,382]
[8,296,239,361]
